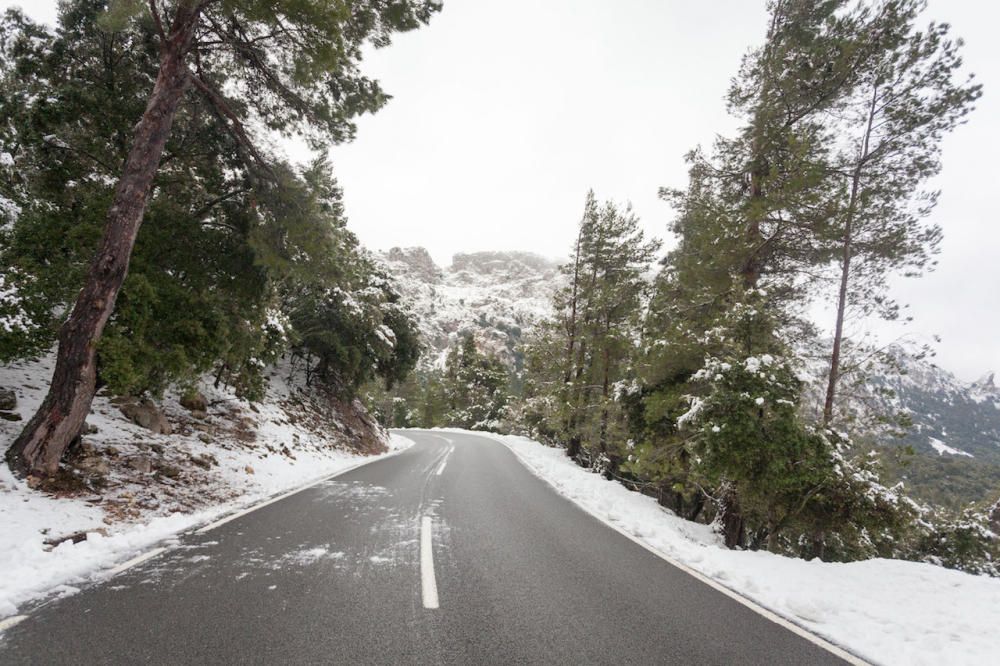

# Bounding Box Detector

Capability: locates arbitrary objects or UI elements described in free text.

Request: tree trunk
[598,319,611,454]
[766,505,780,552]
[719,482,746,549]
[560,226,584,436]
[822,225,853,426]
[823,84,878,427]
[5,6,203,477]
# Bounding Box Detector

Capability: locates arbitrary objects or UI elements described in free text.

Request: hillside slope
[378,247,561,371]
[0,352,403,615]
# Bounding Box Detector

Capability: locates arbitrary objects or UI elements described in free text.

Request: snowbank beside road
[483,432,1000,666]
[0,432,412,620]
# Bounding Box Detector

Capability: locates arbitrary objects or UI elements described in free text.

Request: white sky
[3,0,998,380]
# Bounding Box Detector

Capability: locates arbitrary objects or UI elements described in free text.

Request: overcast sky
[3,0,998,380]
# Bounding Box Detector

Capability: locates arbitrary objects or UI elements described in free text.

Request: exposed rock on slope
[1,352,388,522]
[380,247,562,370]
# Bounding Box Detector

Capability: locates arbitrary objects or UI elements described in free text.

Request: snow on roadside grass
[0,432,414,620]
[482,432,1000,666]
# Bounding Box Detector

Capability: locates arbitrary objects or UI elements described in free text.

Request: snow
[928,437,974,458]
[0,272,32,333]
[476,431,1000,666]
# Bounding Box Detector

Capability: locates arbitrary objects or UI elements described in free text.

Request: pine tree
[523,192,659,472]
[5,0,439,477]
[442,334,508,430]
[629,0,966,552]
[820,0,981,425]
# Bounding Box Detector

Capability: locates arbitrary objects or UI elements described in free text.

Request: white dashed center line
[420,516,439,609]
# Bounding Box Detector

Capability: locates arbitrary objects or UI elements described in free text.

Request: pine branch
[187,70,273,177]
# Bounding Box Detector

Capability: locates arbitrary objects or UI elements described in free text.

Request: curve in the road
[0,429,856,665]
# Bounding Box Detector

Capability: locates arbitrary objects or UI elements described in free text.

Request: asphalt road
[0,430,849,665]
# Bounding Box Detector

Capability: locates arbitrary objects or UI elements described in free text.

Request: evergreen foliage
[0,1,424,420]
[511,0,988,571]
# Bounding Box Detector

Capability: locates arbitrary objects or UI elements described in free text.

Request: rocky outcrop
[179,391,207,413]
[385,247,443,284]
[0,387,16,411]
[116,398,172,435]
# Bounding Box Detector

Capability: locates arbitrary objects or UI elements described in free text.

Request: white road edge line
[420,516,440,609]
[0,615,27,632]
[106,547,167,577]
[196,442,412,535]
[463,432,871,666]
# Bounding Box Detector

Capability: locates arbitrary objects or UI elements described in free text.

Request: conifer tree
[5,0,439,477]
[525,192,658,473]
[819,0,981,425]
[442,334,508,430]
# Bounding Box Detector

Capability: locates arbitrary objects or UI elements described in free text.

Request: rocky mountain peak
[973,371,996,390]
[379,247,563,371]
[450,251,561,277]
[385,247,443,283]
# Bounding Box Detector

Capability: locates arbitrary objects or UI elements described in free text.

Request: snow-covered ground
[473,431,1000,666]
[0,352,414,620]
[0,432,412,619]
[928,436,974,457]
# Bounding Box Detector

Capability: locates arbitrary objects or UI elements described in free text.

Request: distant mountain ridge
[378,247,562,371]
[881,356,1000,463]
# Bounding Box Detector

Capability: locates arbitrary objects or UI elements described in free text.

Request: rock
[129,456,153,474]
[119,398,172,435]
[43,527,109,549]
[83,422,99,435]
[197,433,212,444]
[150,443,165,454]
[244,465,255,475]
[76,456,110,477]
[0,388,16,411]
[180,391,208,413]
[0,411,22,421]
[191,453,217,469]
[156,462,181,479]
[190,409,208,420]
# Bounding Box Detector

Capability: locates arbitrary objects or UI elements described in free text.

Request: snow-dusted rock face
[799,344,1000,470]
[380,247,563,371]
[874,354,1000,464]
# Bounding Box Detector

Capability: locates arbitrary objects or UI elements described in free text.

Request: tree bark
[560,224,584,436]
[5,4,204,477]
[719,482,746,549]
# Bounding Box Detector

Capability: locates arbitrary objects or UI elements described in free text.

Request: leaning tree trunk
[5,8,202,478]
